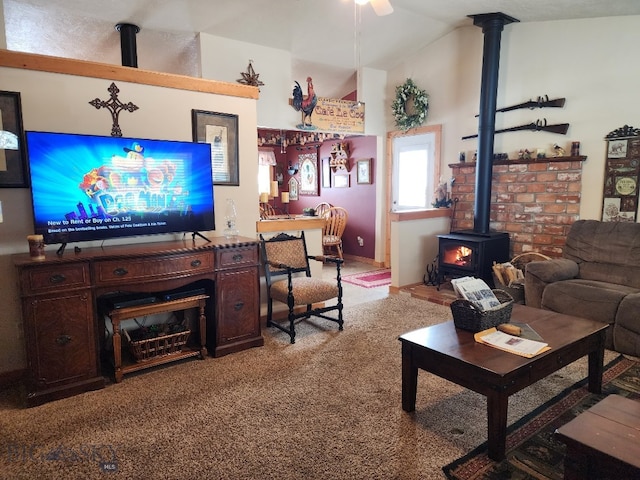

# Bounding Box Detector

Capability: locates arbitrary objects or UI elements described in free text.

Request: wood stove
[435,13,516,290]
[437,231,509,288]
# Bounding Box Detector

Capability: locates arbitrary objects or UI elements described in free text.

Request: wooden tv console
[12,236,263,407]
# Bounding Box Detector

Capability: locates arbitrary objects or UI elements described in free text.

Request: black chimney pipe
[115,23,140,68]
[468,13,518,234]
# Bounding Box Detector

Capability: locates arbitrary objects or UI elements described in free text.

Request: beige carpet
[0,293,617,479]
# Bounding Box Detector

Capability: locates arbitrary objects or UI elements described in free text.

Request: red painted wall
[258,130,377,259]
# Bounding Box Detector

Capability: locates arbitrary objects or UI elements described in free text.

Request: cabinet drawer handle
[113,267,128,277]
[56,334,72,346]
[49,274,66,284]
[232,254,243,262]
[234,301,244,311]
[191,259,202,267]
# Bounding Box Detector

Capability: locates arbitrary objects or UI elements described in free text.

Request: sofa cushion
[541,279,639,348]
[564,220,640,288]
[613,293,640,356]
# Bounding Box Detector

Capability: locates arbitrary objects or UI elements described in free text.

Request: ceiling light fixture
[354,0,394,17]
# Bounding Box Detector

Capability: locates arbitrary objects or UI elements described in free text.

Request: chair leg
[267,298,274,327]
[287,309,296,344]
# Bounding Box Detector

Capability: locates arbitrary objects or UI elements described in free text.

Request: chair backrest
[260,203,277,219]
[260,232,311,285]
[314,202,333,217]
[322,207,348,238]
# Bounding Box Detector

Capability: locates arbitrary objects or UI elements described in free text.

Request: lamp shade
[259,192,269,203]
[270,180,279,198]
[281,192,289,203]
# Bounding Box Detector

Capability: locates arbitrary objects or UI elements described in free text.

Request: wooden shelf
[449,155,587,168]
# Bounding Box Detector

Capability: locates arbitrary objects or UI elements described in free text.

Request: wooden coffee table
[399,304,608,461]
[555,394,640,479]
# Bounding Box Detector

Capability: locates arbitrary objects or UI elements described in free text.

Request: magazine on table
[474,328,550,358]
[450,276,500,311]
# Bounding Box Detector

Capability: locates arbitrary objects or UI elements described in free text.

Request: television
[25,131,215,247]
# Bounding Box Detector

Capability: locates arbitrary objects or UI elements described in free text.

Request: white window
[391,132,437,211]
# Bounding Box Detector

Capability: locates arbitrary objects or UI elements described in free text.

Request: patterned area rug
[341,269,391,288]
[443,355,640,479]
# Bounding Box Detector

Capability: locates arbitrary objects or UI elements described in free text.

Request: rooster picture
[292,77,318,129]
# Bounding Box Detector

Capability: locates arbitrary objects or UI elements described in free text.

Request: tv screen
[26,131,215,245]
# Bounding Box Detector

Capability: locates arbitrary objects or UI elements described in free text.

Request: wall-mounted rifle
[462,119,569,140]
[474,95,565,117]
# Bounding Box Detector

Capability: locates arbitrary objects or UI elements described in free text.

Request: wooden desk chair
[314,201,333,217]
[259,203,277,219]
[321,206,348,260]
[259,232,344,344]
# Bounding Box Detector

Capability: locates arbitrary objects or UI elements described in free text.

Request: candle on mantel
[281,192,289,203]
[259,192,269,203]
[270,181,279,198]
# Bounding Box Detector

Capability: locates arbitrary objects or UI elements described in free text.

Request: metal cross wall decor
[88,82,139,137]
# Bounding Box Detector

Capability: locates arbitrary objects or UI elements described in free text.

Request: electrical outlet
[357,236,364,247]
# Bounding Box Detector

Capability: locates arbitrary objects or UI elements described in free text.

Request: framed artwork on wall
[357,158,372,184]
[334,174,350,188]
[191,109,239,186]
[288,177,299,200]
[298,152,318,195]
[0,91,28,187]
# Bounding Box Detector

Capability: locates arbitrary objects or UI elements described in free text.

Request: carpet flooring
[443,355,640,479]
[0,293,621,479]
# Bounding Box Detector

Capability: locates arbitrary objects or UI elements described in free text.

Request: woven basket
[124,328,191,362]
[450,289,514,332]
[493,252,552,305]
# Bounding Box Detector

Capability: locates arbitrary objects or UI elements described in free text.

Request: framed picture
[298,152,319,195]
[322,156,331,188]
[334,174,350,188]
[191,109,239,186]
[0,91,28,187]
[357,158,372,184]
[288,177,299,200]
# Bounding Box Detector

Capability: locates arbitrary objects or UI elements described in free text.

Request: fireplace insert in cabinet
[437,231,509,288]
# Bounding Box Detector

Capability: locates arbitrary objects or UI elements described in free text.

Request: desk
[13,236,263,406]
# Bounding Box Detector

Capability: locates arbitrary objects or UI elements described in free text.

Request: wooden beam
[0,49,259,100]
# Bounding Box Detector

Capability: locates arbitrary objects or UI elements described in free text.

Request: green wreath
[392,79,429,131]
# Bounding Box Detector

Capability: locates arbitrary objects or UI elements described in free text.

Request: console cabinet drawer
[216,246,258,269]
[19,263,90,295]
[93,251,214,286]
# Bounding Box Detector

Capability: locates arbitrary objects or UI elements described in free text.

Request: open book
[451,276,500,311]
[474,327,550,358]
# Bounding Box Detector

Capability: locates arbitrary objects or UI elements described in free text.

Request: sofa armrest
[524,259,579,308]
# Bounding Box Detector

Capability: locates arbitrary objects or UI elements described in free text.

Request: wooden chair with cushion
[259,232,344,344]
[314,201,333,217]
[321,206,348,260]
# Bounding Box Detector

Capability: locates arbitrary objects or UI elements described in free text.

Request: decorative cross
[88,82,139,137]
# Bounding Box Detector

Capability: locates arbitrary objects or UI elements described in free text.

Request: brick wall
[449,157,586,258]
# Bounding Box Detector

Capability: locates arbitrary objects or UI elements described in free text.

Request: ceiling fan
[355,0,394,16]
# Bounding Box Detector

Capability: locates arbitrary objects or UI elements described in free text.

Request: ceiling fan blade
[369,0,393,16]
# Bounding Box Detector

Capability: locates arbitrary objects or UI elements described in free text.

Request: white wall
[0,62,258,374]
[388,16,640,222]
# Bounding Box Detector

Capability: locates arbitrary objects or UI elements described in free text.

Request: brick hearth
[449,156,587,258]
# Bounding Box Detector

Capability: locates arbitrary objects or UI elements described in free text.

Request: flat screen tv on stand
[25,131,216,255]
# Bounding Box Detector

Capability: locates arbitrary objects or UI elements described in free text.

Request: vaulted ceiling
[5,0,640,98]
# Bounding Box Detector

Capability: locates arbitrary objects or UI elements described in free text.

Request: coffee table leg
[401,343,418,412]
[587,337,605,393]
[487,391,508,461]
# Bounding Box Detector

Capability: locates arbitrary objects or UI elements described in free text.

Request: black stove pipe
[469,13,518,235]
[115,23,140,68]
